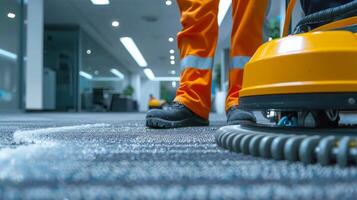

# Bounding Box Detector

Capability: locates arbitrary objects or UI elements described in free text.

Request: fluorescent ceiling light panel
[120,37,148,67]
[144,68,155,80]
[154,77,180,81]
[90,0,110,5]
[110,68,124,79]
[0,48,17,60]
[80,71,93,80]
[218,0,231,26]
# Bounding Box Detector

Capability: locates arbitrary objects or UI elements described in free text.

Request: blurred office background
[0,0,301,113]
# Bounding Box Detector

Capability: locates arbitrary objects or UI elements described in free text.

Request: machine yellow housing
[240,31,357,97]
[238,31,357,110]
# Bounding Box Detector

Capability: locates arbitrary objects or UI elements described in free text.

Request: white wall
[139,78,160,112]
[26,0,44,110]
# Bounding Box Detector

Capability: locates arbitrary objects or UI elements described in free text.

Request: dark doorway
[44,25,79,111]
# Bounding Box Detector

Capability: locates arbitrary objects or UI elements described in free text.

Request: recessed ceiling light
[90,0,110,5]
[7,13,15,19]
[86,49,92,55]
[169,49,175,54]
[120,37,148,67]
[168,37,174,42]
[144,68,155,80]
[170,60,175,65]
[112,20,119,27]
[94,70,99,75]
[165,0,172,6]
[170,55,175,60]
[170,70,176,75]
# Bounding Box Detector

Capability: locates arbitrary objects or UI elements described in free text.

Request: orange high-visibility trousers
[175,0,269,120]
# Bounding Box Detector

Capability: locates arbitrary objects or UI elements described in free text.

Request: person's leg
[146,0,219,128]
[174,0,219,120]
[226,0,269,124]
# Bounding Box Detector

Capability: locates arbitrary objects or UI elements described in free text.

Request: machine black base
[239,93,357,111]
[215,124,357,166]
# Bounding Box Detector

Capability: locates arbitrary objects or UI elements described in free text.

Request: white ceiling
[44,0,185,78]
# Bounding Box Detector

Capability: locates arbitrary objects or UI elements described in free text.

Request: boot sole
[146,117,209,129]
[227,119,256,125]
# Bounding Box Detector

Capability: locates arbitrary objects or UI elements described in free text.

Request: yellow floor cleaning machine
[216,0,357,166]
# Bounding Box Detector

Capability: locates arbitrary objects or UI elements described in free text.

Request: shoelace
[168,102,194,116]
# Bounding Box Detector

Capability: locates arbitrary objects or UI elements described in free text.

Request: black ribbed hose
[294,0,357,33]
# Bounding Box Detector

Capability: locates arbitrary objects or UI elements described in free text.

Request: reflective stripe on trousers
[231,56,251,69]
[180,55,213,71]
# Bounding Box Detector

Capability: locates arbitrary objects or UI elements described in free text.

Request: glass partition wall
[0,0,24,111]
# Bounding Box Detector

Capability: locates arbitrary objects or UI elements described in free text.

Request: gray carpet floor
[0,113,357,200]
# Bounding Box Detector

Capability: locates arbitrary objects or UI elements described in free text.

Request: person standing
[146,0,269,128]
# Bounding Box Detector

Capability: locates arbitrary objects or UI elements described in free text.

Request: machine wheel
[216,131,225,146]
[215,130,226,146]
[219,131,233,148]
[259,135,278,158]
[214,131,222,144]
[271,136,291,160]
[232,133,249,153]
[225,133,238,151]
[240,134,256,154]
[249,135,266,156]
[316,136,335,166]
[284,136,307,162]
[299,136,321,164]
[337,137,352,167]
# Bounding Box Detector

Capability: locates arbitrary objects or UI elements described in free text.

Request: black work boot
[226,106,256,125]
[146,102,209,129]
